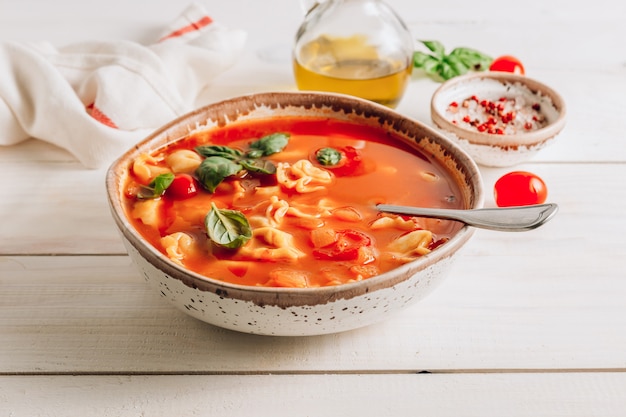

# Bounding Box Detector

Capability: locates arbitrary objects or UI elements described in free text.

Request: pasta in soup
[123,117,464,288]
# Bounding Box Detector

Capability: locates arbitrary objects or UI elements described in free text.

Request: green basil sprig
[137,172,175,199]
[315,147,342,166]
[247,133,289,157]
[240,159,276,175]
[196,156,243,193]
[195,145,243,160]
[413,40,492,81]
[205,202,252,249]
[194,133,289,193]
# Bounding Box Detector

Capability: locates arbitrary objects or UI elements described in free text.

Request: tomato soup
[123,117,464,288]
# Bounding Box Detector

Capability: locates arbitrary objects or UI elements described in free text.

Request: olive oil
[293,35,412,108]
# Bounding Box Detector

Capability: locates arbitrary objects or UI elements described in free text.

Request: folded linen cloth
[0,3,246,168]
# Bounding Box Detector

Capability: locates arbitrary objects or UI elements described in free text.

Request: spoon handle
[376,203,558,232]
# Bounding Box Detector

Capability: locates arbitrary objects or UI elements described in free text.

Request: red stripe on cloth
[159,15,213,42]
[87,103,118,129]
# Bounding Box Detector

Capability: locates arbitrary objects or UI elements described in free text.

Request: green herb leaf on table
[449,47,493,71]
[137,172,175,199]
[420,40,446,59]
[413,40,492,81]
[205,202,252,249]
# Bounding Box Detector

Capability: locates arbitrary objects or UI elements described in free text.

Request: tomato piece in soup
[312,230,371,261]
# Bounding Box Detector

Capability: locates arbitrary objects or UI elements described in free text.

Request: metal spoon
[376,203,558,232]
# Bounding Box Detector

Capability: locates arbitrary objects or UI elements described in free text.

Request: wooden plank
[1,373,625,417]
[1,251,624,374]
[0,162,124,255]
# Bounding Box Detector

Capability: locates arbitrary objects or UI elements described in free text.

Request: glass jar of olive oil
[293,0,414,108]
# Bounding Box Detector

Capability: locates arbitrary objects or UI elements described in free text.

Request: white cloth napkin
[0,3,246,168]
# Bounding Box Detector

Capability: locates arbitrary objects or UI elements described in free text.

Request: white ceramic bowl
[106,92,483,336]
[431,72,566,167]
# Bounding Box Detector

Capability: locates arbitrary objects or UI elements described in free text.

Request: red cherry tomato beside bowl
[489,55,525,75]
[494,171,547,207]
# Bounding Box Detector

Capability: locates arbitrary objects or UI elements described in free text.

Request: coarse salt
[446,94,547,135]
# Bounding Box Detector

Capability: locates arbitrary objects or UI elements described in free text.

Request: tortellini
[131,198,163,228]
[237,226,306,262]
[387,229,434,260]
[132,154,171,184]
[165,149,203,173]
[370,215,420,231]
[276,160,333,193]
[161,232,195,266]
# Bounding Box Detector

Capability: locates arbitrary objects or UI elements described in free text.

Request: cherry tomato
[494,171,547,207]
[489,55,525,75]
[312,230,371,261]
[166,174,198,200]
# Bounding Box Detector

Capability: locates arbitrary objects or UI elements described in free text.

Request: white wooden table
[1,0,625,415]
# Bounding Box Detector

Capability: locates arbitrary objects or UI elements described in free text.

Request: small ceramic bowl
[106,91,483,336]
[430,72,566,167]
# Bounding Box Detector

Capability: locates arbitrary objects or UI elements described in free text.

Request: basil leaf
[245,149,264,159]
[137,172,174,199]
[240,159,276,175]
[195,145,243,160]
[248,133,289,157]
[205,203,252,249]
[316,147,342,166]
[193,132,287,192]
[441,55,470,80]
[449,47,493,71]
[413,52,439,74]
[195,156,242,193]
[413,40,491,82]
[421,40,446,59]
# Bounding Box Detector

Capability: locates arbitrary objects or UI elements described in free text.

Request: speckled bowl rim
[430,72,567,147]
[106,91,484,308]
